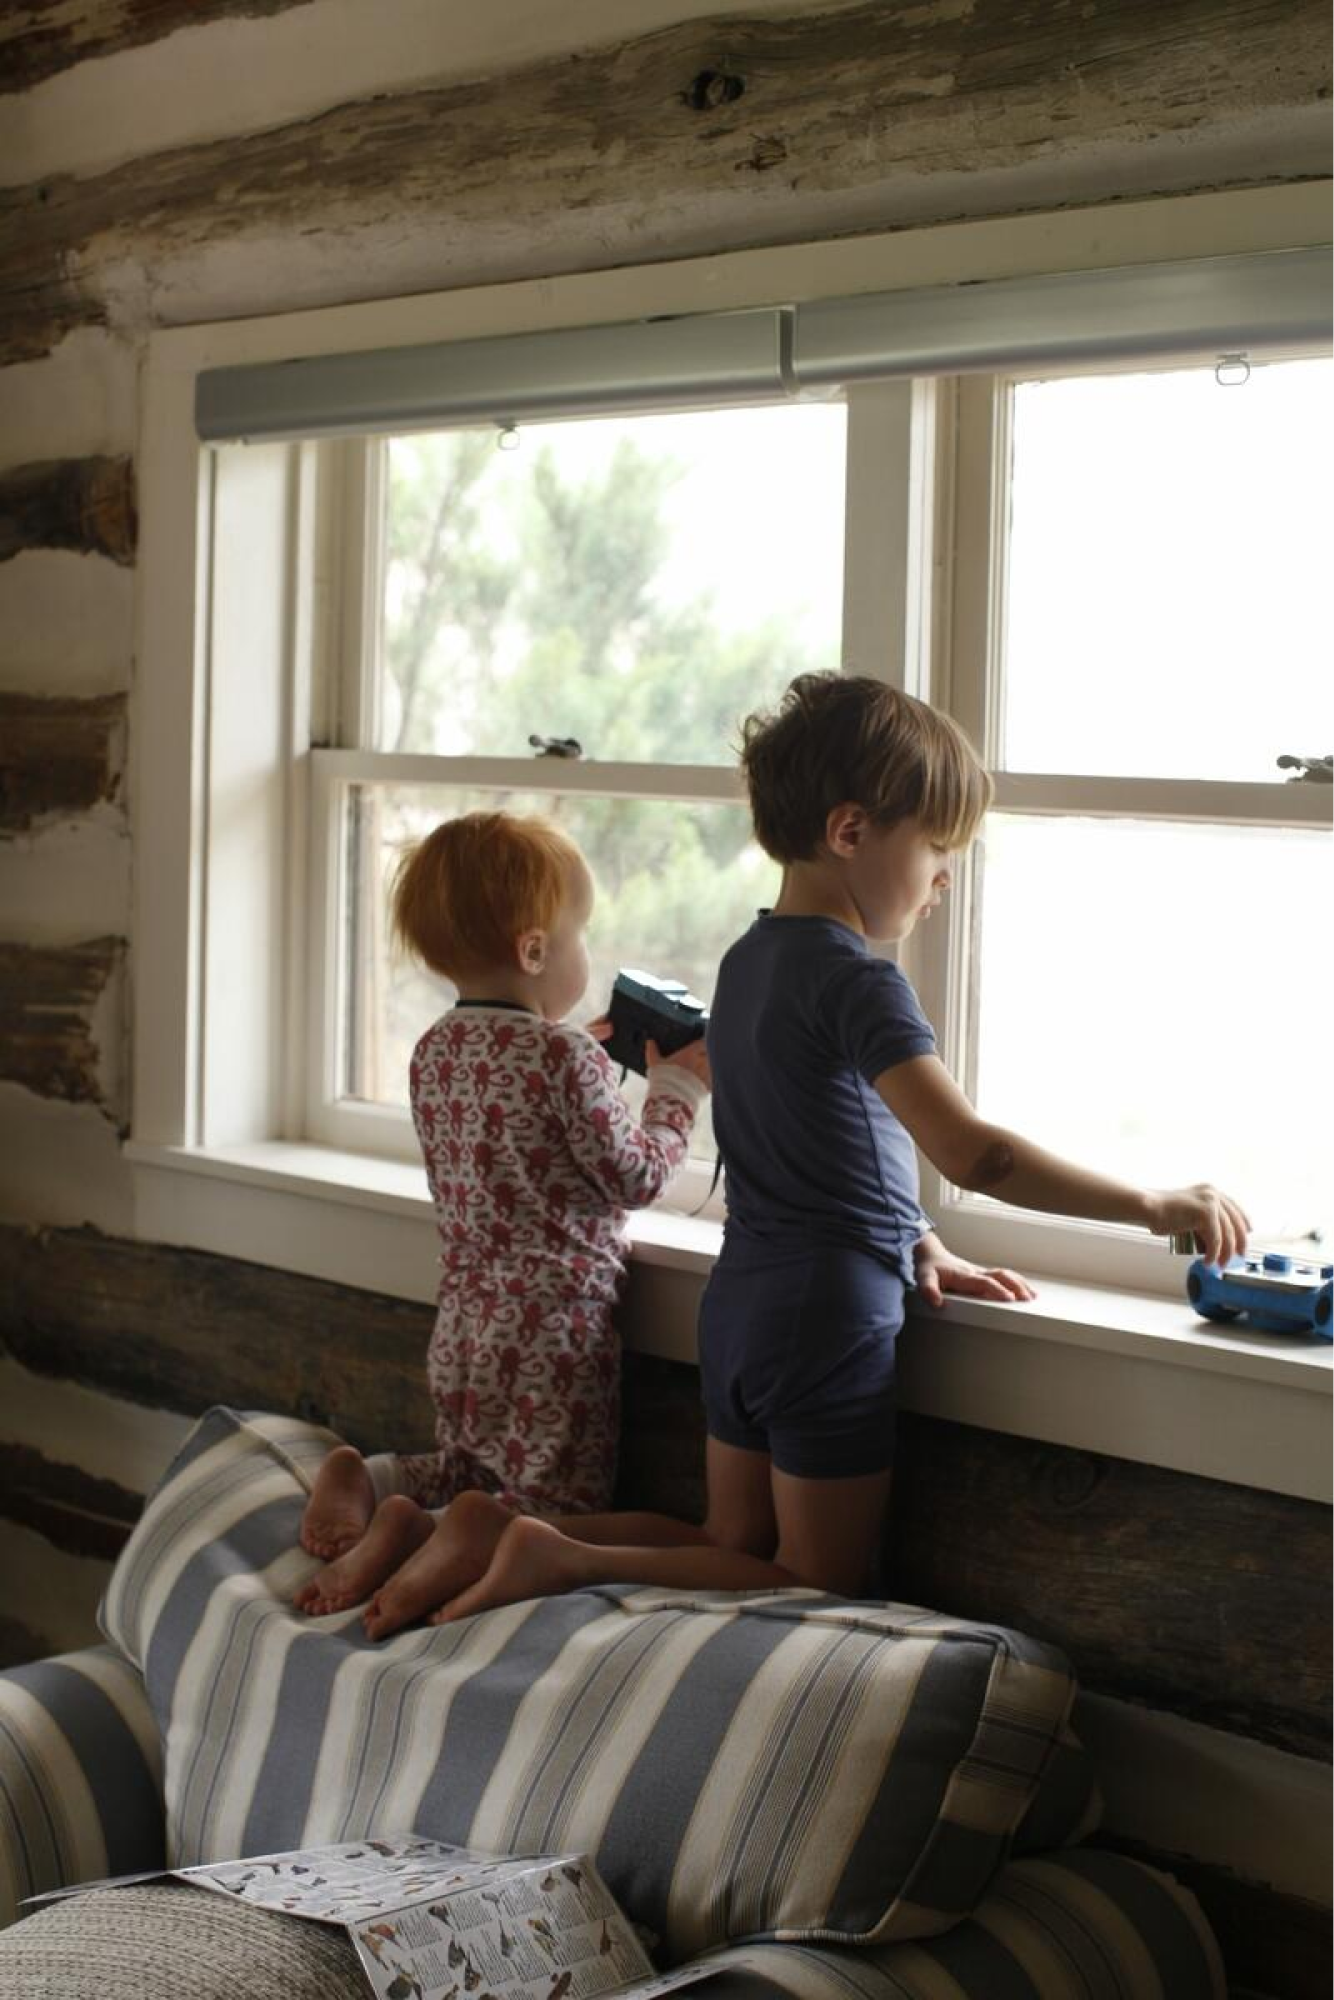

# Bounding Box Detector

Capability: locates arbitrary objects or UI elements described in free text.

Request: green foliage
[375,424,832,1110]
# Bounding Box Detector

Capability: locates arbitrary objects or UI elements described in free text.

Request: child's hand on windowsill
[913,1230,1036,1308]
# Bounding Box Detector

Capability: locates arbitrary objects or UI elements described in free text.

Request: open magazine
[26,1835,720,2000]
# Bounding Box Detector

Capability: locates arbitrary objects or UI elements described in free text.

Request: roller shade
[790,248,1332,387]
[195,246,1331,442]
[195,308,794,442]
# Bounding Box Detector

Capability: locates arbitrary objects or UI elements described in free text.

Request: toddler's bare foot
[432,1516,586,1625]
[299,1445,377,1558]
[364,1489,513,1641]
[294,1495,433,1615]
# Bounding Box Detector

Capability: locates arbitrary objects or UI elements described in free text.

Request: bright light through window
[1002,358,1333,782]
[380,404,847,764]
[972,815,1333,1240]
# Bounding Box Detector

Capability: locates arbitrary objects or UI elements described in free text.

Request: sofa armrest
[0,1644,164,1929]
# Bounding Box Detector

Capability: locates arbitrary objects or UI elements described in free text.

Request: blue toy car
[1187,1252,1333,1339]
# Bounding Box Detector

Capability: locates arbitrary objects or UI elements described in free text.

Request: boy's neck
[771,859,865,934]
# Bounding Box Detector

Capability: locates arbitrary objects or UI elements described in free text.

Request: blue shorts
[698,1243,904,1479]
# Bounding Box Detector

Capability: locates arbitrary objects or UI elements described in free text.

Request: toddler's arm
[878,1053,1249,1265]
[554,1028,707,1209]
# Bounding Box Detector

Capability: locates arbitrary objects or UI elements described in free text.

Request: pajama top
[410,1004,704,1305]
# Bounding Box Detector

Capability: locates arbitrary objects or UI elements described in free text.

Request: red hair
[391,811,584,980]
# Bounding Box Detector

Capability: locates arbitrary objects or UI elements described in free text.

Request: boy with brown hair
[412,673,1250,1617]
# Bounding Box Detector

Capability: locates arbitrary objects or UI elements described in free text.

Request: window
[305,401,848,1196]
[908,355,1333,1288]
[125,197,1333,1498]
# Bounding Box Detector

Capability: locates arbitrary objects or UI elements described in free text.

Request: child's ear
[516,928,547,975]
[826,802,868,855]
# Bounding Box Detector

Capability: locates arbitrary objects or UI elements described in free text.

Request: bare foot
[294,1495,433,1615]
[364,1489,513,1641]
[299,1445,377,1558]
[432,1516,587,1625]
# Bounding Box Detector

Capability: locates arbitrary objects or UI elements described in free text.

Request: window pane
[341,781,778,1164]
[972,815,1333,1240]
[379,404,846,764]
[1002,359,1333,781]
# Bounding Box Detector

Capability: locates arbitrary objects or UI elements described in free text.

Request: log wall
[0,4,1329,1988]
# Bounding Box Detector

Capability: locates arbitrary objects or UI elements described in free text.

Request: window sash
[912,363,1331,1286]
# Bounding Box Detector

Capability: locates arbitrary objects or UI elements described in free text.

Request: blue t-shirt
[708,915,936,1282]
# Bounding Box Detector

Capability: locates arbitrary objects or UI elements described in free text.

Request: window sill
[125,1139,1331,1505]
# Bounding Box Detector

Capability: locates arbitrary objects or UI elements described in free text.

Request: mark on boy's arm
[966,1139,1015,1190]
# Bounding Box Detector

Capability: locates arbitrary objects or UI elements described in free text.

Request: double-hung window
[303,399,850,1207]
[908,351,1332,1290]
[138,203,1331,1311]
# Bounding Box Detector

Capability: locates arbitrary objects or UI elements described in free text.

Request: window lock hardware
[528,734,584,760]
[1214,352,1250,386]
[1276,753,1332,785]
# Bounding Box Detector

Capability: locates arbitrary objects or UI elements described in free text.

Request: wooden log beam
[887,1411,1331,1759]
[0,937,122,1106]
[0,1612,58,1671]
[0,1221,440,1452]
[615,1351,707,1522]
[0,693,125,832]
[0,1,305,96]
[0,457,136,565]
[1093,1836,1332,2000]
[0,1439,139,1562]
[0,0,1327,363]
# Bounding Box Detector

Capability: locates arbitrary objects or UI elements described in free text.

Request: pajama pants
[371,1286,620,1518]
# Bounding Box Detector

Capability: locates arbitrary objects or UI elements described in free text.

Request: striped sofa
[0,1407,1227,1997]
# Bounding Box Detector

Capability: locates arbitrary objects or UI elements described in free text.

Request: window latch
[1276,753,1332,786]
[528,734,584,760]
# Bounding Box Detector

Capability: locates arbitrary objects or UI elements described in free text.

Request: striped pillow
[688,1849,1226,1999]
[101,1407,1099,1959]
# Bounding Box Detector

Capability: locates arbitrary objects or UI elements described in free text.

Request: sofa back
[101,1408,1099,1961]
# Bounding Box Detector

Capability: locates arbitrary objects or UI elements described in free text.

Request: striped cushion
[100,1407,1100,1958]
[0,1644,164,1929]
[691,1850,1226,2000]
[0,1852,1225,2000]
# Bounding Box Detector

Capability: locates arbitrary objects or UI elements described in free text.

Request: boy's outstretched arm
[877,1053,1250,1266]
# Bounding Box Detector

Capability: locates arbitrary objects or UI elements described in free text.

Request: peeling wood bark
[0,692,125,831]
[0,1223,1327,1754]
[886,1412,1331,1759]
[0,0,1328,362]
[0,1221,441,1452]
[0,0,305,96]
[0,936,122,1104]
[0,1439,139,1561]
[0,456,136,564]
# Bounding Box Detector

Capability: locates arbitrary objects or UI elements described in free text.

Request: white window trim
[128,182,1334,1503]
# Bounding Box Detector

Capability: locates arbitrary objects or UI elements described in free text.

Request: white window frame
[123,185,1333,1503]
[902,365,1330,1292]
[301,388,907,1216]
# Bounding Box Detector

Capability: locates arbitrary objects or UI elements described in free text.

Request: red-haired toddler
[294,810,708,1634]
